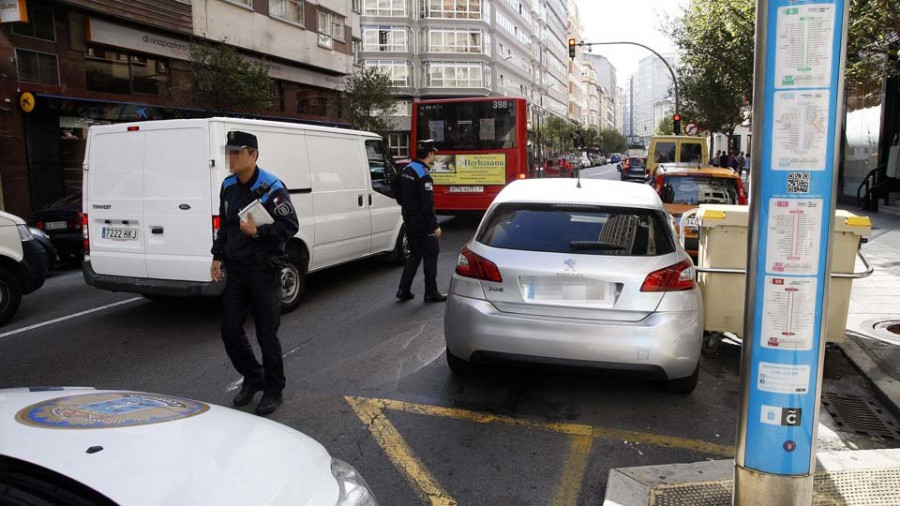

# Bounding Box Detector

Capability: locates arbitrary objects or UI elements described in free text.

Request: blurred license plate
[681,214,699,229]
[102,227,137,241]
[44,221,67,231]
[448,186,483,193]
[521,277,613,305]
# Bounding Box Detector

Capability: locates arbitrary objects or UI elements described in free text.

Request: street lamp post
[577,41,679,119]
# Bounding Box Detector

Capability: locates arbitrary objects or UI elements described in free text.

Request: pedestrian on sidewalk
[737,151,746,176]
[719,150,729,170]
[396,139,447,303]
[211,131,299,416]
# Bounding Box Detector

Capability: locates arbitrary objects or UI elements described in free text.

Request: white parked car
[82,118,406,313]
[0,388,377,505]
[0,211,48,325]
[444,179,704,393]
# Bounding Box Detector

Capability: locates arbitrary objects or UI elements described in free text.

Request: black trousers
[399,231,440,295]
[221,261,285,395]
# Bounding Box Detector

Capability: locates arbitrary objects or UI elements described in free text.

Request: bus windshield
[416,100,516,151]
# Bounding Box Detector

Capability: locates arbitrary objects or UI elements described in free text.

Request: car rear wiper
[569,241,627,251]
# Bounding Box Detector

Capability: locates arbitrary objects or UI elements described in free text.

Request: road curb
[603,449,900,505]
[837,333,900,422]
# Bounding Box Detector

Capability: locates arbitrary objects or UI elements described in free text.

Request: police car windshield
[416,100,516,151]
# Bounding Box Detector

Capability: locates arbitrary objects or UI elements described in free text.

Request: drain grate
[649,469,900,505]
[821,393,900,441]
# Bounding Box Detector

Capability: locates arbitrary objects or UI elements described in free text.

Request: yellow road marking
[345,396,457,506]
[346,395,733,506]
[553,435,594,506]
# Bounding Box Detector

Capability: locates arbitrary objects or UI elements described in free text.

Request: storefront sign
[85,18,344,90]
[0,0,27,23]
[431,154,507,186]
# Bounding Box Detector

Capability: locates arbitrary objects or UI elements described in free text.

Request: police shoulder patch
[424,182,433,191]
[274,201,294,217]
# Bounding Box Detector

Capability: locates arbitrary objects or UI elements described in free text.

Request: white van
[82,118,406,312]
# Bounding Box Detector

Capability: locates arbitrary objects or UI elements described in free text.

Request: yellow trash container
[695,204,872,344]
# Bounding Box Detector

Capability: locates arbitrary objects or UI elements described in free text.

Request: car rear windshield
[627,158,645,167]
[661,176,739,205]
[477,204,675,256]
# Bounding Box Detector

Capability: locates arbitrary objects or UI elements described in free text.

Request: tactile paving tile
[649,468,900,506]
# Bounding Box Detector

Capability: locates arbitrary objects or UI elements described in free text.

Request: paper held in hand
[238,199,274,226]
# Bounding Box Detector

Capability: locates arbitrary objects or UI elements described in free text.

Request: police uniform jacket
[399,160,438,236]
[211,167,300,264]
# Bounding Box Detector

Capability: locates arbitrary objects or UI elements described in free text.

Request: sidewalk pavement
[603,208,900,506]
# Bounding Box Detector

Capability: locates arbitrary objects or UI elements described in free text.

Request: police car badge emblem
[15,392,210,429]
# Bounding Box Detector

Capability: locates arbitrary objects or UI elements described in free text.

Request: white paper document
[758,362,810,395]
[761,276,817,351]
[238,199,274,226]
[775,4,835,88]
[772,91,829,171]
[766,198,822,275]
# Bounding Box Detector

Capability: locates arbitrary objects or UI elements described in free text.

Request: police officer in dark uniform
[396,139,447,303]
[211,131,299,416]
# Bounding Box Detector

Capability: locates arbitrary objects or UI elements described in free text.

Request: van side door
[364,139,401,254]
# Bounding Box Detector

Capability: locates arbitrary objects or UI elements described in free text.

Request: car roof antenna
[576,165,582,189]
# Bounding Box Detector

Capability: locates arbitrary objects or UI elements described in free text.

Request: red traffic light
[672,113,682,122]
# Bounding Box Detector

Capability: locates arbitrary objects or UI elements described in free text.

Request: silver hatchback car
[444,179,703,393]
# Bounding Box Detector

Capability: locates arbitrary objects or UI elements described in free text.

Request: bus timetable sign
[735,0,849,502]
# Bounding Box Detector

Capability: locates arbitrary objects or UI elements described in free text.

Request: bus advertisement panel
[412,97,528,212]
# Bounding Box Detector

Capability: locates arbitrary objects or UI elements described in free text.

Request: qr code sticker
[787,172,810,194]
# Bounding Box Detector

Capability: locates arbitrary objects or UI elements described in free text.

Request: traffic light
[568,39,577,60]
[672,113,682,135]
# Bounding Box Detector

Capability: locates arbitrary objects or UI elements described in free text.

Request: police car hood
[0,388,339,506]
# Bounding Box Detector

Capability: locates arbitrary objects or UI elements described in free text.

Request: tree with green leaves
[600,128,628,154]
[656,116,674,136]
[190,39,273,113]
[541,116,575,155]
[343,66,397,137]
[846,0,900,98]
[577,125,601,148]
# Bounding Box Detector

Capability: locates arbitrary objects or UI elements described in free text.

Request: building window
[363,0,406,17]
[425,62,489,88]
[362,26,408,52]
[353,0,361,13]
[353,39,362,65]
[317,10,345,48]
[270,0,304,25]
[15,49,60,85]
[297,88,344,118]
[12,4,56,41]
[425,29,484,54]
[388,133,410,158]
[85,47,168,96]
[364,60,410,87]
[421,0,482,19]
[223,0,253,6]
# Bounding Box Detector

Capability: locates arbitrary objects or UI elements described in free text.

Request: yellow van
[646,136,708,176]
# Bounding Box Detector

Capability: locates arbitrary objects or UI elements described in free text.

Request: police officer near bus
[210,131,299,416]
[396,139,447,303]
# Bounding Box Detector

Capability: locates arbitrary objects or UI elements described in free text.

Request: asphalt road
[1,164,897,505]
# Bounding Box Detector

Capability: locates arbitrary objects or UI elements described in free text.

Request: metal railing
[677,208,875,280]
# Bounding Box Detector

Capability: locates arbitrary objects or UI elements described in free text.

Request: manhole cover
[883,323,900,336]
[821,393,900,440]
[860,319,900,343]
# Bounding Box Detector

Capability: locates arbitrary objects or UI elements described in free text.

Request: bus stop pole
[734,0,850,503]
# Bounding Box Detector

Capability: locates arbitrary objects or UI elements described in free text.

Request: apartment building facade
[358,0,570,160]
[0,0,357,216]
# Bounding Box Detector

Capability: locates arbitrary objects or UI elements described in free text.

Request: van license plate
[102,227,138,241]
[44,221,67,231]
[448,186,484,193]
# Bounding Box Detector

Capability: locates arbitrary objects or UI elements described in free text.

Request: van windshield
[477,204,675,256]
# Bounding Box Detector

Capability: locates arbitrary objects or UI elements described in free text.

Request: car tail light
[641,259,695,292]
[81,212,90,255]
[35,220,44,231]
[518,173,527,180]
[213,215,222,236]
[456,247,502,283]
[67,217,81,230]
[654,175,665,192]
[736,179,748,205]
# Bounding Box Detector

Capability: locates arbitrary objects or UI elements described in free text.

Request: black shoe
[396,289,415,301]
[232,384,261,407]
[255,392,284,416]
[424,292,448,303]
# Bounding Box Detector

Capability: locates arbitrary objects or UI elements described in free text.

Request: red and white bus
[411,97,529,212]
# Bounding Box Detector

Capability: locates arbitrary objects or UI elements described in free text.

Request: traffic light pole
[576,41,679,119]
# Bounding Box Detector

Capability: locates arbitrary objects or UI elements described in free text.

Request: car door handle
[151,227,164,235]
[368,194,373,206]
[358,195,364,207]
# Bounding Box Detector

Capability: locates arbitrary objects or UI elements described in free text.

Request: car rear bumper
[83,261,224,297]
[444,294,702,380]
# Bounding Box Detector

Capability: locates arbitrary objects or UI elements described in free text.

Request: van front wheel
[0,268,23,326]
[280,256,306,314]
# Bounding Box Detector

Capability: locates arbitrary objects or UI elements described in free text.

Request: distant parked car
[27,193,83,265]
[609,154,621,164]
[543,158,574,178]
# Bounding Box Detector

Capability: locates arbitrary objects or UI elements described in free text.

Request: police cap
[225,131,258,151]
[417,139,438,153]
